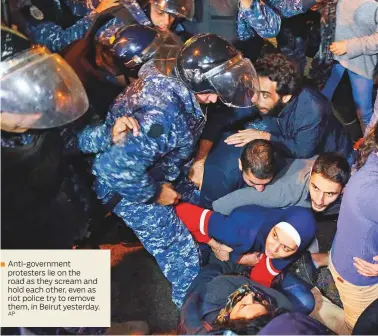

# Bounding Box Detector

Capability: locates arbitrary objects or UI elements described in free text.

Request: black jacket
[178,261,291,335]
[266,88,352,159]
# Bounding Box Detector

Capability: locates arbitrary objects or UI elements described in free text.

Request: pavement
[99,214,338,334]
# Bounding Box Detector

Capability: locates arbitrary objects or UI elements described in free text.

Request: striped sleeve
[175,203,213,243]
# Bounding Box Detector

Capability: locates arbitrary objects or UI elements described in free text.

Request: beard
[259,98,287,117]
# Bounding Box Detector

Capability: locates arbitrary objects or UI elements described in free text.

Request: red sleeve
[175,202,213,243]
[249,254,281,287]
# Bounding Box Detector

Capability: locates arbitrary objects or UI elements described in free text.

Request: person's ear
[238,158,243,172]
[282,94,292,104]
[341,187,345,195]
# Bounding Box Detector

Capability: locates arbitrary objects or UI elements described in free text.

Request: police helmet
[0,26,88,129]
[151,0,195,20]
[95,24,182,77]
[155,33,259,108]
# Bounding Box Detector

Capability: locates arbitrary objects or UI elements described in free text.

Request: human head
[212,284,284,332]
[95,24,181,79]
[149,0,175,31]
[0,26,88,130]
[252,53,301,116]
[265,207,316,259]
[355,123,378,170]
[309,153,350,212]
[155,33,259,107]
[238,139,276,191]
[149,0,194,31]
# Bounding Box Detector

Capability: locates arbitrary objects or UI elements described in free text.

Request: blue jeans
[279,272,315,314]
[322,63,373,129]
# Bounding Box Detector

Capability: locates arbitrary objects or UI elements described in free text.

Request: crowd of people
[1,0,378,334]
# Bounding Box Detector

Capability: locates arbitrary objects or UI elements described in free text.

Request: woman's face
[265,225,298,259]
[229,293,268,321]
[149,1,175,31]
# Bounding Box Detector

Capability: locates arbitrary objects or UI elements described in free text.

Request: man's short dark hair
[311,153,351,187]
[255,53,301,96]
[240,139,276,179]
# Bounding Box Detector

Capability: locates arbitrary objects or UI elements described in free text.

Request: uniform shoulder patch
[147,124,164,138]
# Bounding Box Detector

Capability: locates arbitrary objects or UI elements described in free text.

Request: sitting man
[224,53,353,162]
[213,153,351,217]
[199,138,278,208]
[178,260,292,335]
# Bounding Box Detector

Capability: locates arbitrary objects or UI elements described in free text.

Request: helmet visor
[0,47,89,129]
[205,55,259,108]
[153,32,183,77]
[152,0,195,20]
[125,29,182,69]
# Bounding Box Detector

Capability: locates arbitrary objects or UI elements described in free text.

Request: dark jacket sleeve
[270,92,327,158]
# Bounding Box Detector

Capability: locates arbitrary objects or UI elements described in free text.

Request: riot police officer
[81,33,259,307]
[0,26,90,249]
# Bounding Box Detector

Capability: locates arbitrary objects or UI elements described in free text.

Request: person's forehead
[274,226,297,249]
[258,76,277,93]
[310,173,342,192]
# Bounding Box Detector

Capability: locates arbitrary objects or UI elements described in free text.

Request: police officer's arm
[27,0,119,52]
[237,0,282,41]
[92,109,171,203]
[77,122,114,154]
[77,115,140,154]
[264,0,317,17]
[27,12,97,52]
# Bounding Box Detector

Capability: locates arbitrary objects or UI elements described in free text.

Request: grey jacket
[212,158,315,215]
[334,0,378,79]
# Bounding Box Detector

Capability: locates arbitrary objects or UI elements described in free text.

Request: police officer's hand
[156,183,182,206]
[189,160,205,190]
[112,116,140,143]
[95,0,120,13]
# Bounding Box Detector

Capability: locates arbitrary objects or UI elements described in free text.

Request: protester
[178,261,292,334]
[321,0,378,134]
[328,123,378,332]
[199,139,277,208]
[176,203,317,313]
[224,53,353,162]
[213,153,350,216]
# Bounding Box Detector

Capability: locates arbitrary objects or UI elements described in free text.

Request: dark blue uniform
[79,60,206,306]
